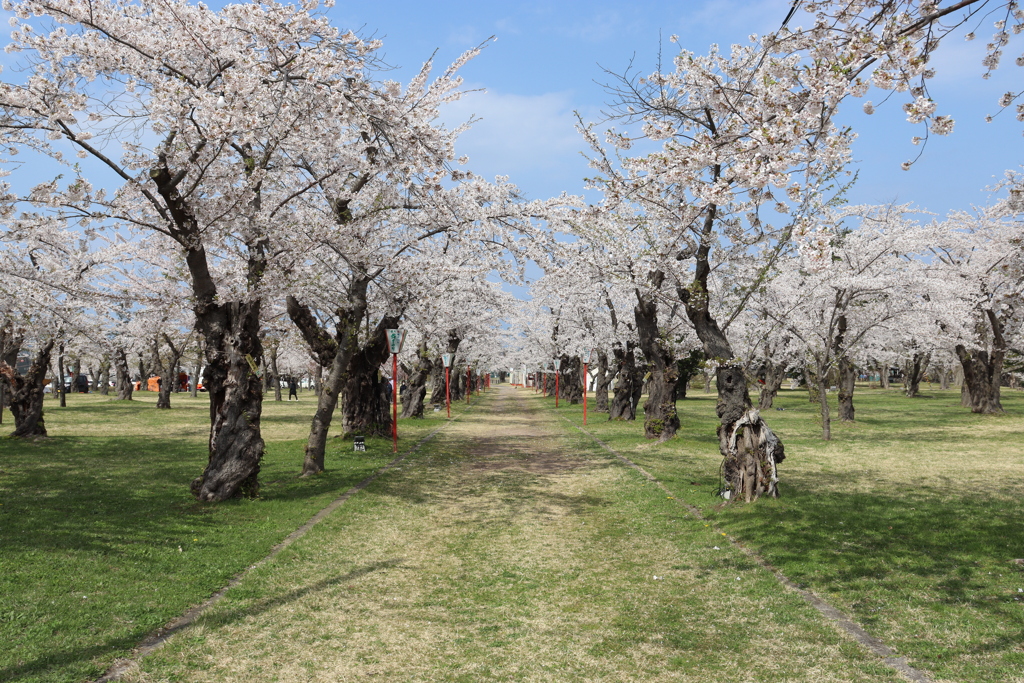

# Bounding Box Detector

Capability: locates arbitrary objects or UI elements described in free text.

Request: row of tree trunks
[558,354,583,405]
[153,334,184,410]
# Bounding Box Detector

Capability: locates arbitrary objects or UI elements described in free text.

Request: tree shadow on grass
[186,559,405,632]
[715,469,1024,666]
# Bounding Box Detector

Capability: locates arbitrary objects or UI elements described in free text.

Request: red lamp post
[386,329,407,453]
[466,365,471,404]
[553,358,561,408]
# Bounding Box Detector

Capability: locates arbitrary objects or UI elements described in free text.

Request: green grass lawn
[0,389,464,683]
[556,384,1024,682]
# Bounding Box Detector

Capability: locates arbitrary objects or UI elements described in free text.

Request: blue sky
[327,0,1022,217]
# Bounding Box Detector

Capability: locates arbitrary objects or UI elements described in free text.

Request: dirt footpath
[125,386,901,683]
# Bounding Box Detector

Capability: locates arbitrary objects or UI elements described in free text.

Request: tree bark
[114,348,134,400]
[817,367,832,441]
[267,342,282,402]
[57,343,67,407]
[153,334,184,410]
[678,205,784,500]
[904,352,929,398]
[757,359,786,411]
[558,354,584,405]
[98,358,110,395]
[634,288,679,440]
[189,297,266,501]
[0,338,54,437]
[837,355,856,421]
[955,345,1004,414]
[608,342,639,420]
[402,340,433,418]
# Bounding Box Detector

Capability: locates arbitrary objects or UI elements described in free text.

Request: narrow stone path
[124,386,903,682]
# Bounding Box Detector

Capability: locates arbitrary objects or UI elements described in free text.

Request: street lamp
[442,353,453,418]
[553,358,562,407]
[386,329,407,453]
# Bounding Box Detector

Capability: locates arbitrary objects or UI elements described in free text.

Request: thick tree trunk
[0,325,22,425]
[57,343,67,407]
[153,335,184,410]
[757,360,786,411]
[114,348,133,400]
[678,216,784,501]
[342,314,400,438]
[955,344,1004,414]
[98,358,110,396]
[401,341,433,419]
[594,350,610,412]
[0,338,54,438]
[817,371,832,440]
[608,342,639,420]
[190,298,265,502]
[634,290,679,440]
[937,366,951,390]
[268,344,282,402]
[904,352,929,398]
[429,331,461,407]
[837,355,856,421]
[879,365,890,389]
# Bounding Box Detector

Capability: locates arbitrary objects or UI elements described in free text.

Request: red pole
[466,366,471,404]
[445,366,451,418]
[555,370,560,408]
[583,362,588,425]
[391,353,399,453]
[543,372,547,396]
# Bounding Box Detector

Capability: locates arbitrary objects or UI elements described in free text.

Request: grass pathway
[126,387,905,682]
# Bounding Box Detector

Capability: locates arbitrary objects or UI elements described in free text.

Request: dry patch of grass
[132,387,901,682]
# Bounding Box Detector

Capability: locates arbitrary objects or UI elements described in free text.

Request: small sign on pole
[442,353,453,368]
[386,329,407,355]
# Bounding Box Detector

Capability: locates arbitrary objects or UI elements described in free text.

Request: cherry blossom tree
[926,205,1023,413]
[0,0,466,500]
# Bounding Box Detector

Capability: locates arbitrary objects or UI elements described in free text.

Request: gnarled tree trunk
[97,357,110,396]
[402,340,433,418]
[153,334,184,410]
[114,348,134,400]
[956,345,1004,414]
[634,287,678,440]
[190,298,266,502]
[678,206,784,500]
[757,359,786,411]
[0,338,54,438]
[608,342,639,420]
[904,352,929,398]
